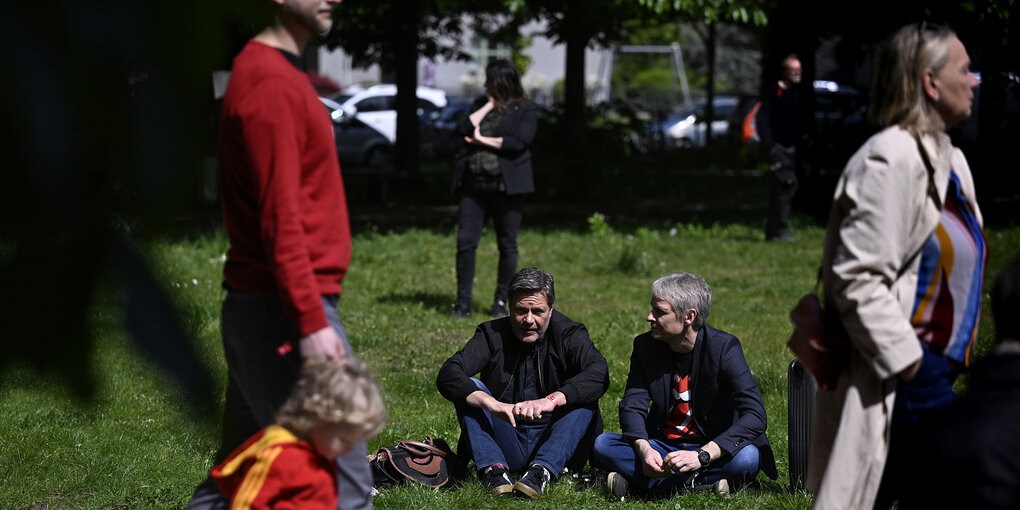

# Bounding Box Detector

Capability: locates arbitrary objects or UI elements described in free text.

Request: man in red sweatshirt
[186,1,372,509]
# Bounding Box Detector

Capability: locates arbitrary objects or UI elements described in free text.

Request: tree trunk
[974,21,1005,196]
[393,0,421,176]
[562,0,587,197]
[705,22,716,144]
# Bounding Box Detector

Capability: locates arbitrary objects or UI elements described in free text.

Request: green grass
[2,218,1018,509]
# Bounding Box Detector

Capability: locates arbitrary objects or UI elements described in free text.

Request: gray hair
[508,267,555,306]
[651,272,712,331]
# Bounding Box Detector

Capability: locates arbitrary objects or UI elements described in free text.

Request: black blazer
[436,310,610,432]
[618,325,778,480]
[451,96,538,195]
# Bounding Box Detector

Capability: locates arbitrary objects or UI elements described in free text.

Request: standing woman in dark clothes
[450,59,538,318]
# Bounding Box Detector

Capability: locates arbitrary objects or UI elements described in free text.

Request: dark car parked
[419,98,474,159]
[319,97,392,167]
[808,80,870,171]
[725,80,869,170]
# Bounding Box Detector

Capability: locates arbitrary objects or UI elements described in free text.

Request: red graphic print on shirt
[663,373,698,440]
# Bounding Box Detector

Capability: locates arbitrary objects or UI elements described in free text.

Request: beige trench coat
[805,126,983,509]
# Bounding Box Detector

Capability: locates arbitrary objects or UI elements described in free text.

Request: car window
[713,104,734,121]
[815,95,843,114]
[354,95,395,112]
[439,106,467,122]
[417,98,441,112]
[816,91,864,117]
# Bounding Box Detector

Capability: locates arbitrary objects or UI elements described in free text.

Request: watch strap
[696,448,710,467]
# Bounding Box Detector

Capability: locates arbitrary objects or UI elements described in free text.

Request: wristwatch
[696,449,711,467]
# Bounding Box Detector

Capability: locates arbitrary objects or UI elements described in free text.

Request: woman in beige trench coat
[806,23,985,510]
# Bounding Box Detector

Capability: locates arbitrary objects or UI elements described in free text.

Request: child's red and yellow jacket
[212,425,337,510]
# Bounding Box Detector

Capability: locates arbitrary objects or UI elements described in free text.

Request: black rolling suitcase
[787,358,818,491]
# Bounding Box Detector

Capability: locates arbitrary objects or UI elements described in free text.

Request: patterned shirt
[662,351,700,440]
[911,170,987,368]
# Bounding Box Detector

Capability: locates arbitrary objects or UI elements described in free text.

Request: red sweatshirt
[219,40,351,335]
[212,425,337,510]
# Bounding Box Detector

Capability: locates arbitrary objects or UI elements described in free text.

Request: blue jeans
[591,432,760,496]
[186,293,372,510]
[456,379,598,478]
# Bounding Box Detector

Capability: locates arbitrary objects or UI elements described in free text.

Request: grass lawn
[2,214,1018,509]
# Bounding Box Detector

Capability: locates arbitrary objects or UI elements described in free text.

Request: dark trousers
[874,349,957,510]
[766,145,798,238]
[185,292,373,510]
[455,180,523,306]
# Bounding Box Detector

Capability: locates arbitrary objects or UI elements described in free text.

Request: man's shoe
[490,299,508,317]
[513,464,551,499]
[690,477,730,494]
[606,471,628,501]
[450,302,472,318]
[480,465,513,496]
[715,478,730,494]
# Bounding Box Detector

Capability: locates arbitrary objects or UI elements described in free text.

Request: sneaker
[451,302,472,318]
[513,464,551,499]
[715,478,730,494]
[480,465,513,496]
[606,471,628,501]
[689,477,730,494]
[490,299,507,317]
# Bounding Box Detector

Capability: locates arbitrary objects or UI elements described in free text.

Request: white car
[339,84,447,143]
[657,96,738,148]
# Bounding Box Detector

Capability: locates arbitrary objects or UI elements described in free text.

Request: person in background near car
[591,272,777,500]
[185,1,377,509]
[756,54,801,242]
[807,22,984,510]
[437,268,609,499]
[450,59,538,318]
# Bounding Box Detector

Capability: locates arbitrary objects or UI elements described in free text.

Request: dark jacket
[916,347,1020,509]
[755,82,798,150]
[451,96,538,195]
[437,310,609,428]
[619,325,778,480]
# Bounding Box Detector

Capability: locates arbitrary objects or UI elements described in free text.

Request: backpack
[741,85,785,149]
[368,436,466,489]
[741,100,762,145]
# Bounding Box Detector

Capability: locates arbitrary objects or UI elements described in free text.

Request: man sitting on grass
[437,267,610,499]
[211,359,386,509]
[592,271,777,500]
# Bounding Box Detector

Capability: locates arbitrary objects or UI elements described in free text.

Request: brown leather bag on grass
[368,436,466,489]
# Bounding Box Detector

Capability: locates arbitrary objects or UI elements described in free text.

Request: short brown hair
[275,358,387,442]
[508,267,555,306]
